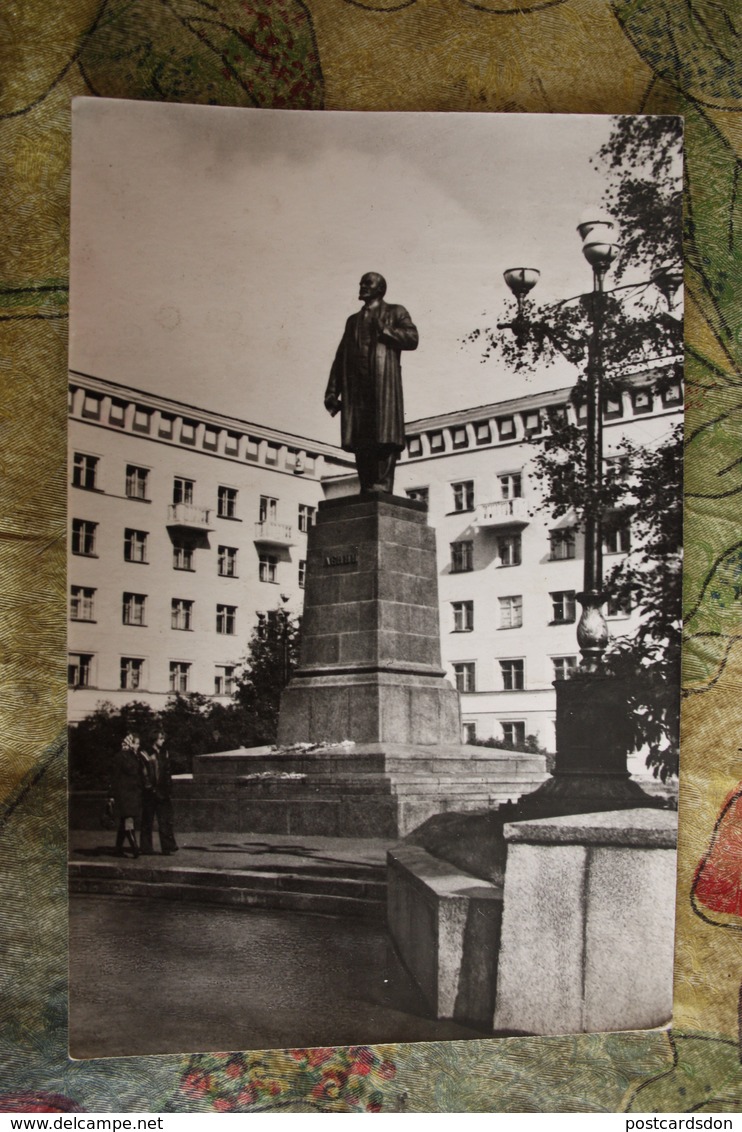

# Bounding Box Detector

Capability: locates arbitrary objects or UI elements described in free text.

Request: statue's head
[359,272,387,301]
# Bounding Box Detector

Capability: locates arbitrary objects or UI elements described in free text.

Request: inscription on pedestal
[323,548,358,568]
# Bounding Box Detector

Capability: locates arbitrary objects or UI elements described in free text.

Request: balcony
[254,520,295,547]
[474,497,530,529]
[167,503,213,531]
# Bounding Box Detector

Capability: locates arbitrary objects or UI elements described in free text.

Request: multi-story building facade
[69,364,682,754]
[67,372,354,721]
[324,361,683,753]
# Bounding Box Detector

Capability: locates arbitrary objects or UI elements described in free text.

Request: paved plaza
[69,891,483,1058]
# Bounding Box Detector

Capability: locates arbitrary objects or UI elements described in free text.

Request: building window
[453,662,476,693]
[606,594,632,618]
[72,453,99,490]
[171,598,194,631]
[603,395,623,419]
[225,431,240,455]
[428,431,445,453]
[265,444,278,465]
[259,554,278,583]
[452,426,469,449]
[549,528,576,560]
[133,407,151,433]
[499,595,523,629]
[452,600,474,632]
[70,585,95,621]
[215,665,236,696]
[173,542,194,571]
[497,416,515,440]
[553,656,578,681]
[218,485,238,519]
[406,487,429,505]
[259,496,277,522]
[501,721,526,747]
[246,437,259,461]
[120,657,145,690]
[474,421,492,445]
[159,413,174,438]
[551,590,577,624]
[68,653,94,688]
[169,661,191,693]
[181,419,197,445]
[604,455,631,484]
[452,481,474,512]
[498,533,522,567]
[203,427,219,451]
[603,518,631,554]
[298,504,316,533]
[661,383,683,408]
[462,721,477,744]
[109,399,126,427]
[82,393,101,420]
[406,435,422,457]
[216,604,236,634]
[299,560,307,588]
[523,410,542,435]
[122,592,147,626]
[218,546,238,577]
[499,473,522,500]
[72,519,98,556]
[631,388,653,414]
[450,541,473,573]
[173,477,194,505]
[124,528,148,563]
[500,659,525,691]
[125,464,149,500]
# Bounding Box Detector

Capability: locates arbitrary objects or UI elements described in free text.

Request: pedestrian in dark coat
[109,733,142,858]
[140,731,178,856]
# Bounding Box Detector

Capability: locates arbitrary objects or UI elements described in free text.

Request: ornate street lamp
[499,215,664,812]
[503,217,618,674]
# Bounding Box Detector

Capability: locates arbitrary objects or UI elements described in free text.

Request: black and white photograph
[67,101,683,1057]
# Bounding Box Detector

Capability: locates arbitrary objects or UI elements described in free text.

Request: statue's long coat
[325,300,418,452]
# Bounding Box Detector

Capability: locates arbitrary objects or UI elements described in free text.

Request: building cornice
[68,370,351,462]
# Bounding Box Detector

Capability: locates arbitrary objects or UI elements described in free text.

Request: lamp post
[280,593,291,687]
[574,216,618,672]
[504,218,617,674]
[500,216,661,812]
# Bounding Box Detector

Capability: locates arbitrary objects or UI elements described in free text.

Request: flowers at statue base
[175,1046,397,1112]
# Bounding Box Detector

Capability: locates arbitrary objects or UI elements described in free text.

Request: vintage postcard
[67,101,683,1057]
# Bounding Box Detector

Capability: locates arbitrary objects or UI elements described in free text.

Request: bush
[69,696,261,789]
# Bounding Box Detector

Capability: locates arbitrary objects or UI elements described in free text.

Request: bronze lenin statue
[325,272,418,494]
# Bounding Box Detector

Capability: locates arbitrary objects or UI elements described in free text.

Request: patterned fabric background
[2,0,742,1111]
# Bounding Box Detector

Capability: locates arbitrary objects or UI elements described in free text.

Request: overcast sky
[71,101,640,446]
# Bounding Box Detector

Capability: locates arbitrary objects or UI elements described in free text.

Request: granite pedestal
[195,494,547,838]
[277,494,461,747]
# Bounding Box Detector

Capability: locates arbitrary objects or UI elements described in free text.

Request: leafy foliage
[594,115,683,281]
[465,116,683,780]
[69,607,301,789]
[68,695,260,789]
[474,732,556,773]
[235,607,302,743]
[531,419,683,780]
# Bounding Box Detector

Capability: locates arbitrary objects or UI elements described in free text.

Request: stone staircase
[68,854,388,920]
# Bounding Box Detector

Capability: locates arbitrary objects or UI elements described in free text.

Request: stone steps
[69,860,388,920]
